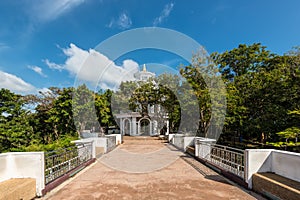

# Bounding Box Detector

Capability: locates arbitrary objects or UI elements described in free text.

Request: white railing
[197,141,245,179]
[44,142,93,184]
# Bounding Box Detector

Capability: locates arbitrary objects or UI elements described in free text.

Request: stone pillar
[91,140,96,158]
[166,120,169,135]
[132,117,137,135]
[120,118,124,135]
[149,121,152,135]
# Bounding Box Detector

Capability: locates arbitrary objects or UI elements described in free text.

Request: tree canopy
[0,43,299,152]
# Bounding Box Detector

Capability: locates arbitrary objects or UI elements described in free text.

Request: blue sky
[0,0,300,94]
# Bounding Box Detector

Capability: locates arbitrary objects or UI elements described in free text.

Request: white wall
[183,137,195,151]
[245,149,300,189]
[108,134,123,145]
[244,149,272,189]
[0,152,45,196]
[172,134,184,150]
[168,134,175,143]
[171,134,198,152]
[105,135,117,152]
[271,150,300,183]
[73,136,117,154]
[74,137,107,153]
[194,137,216,157]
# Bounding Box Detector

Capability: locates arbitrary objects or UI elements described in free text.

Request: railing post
[91,140,96,158]
[195,139,199,157]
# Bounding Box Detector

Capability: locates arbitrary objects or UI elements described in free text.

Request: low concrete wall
[171,135,209,152]
[194,137,216,157]
[0,152,45,196]
[81,132,99,138]
[245,149,272,189]
[245,149,300,189]
[106,135,116,152]
[73,136,117,157]
[74,137,106,158]
[108,134,123,145]
[183,137,195,151]
[168,134,175,143]
[172,134,184,150]
[271,150,300,183]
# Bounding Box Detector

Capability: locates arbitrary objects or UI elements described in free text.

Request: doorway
[139,119,150,136]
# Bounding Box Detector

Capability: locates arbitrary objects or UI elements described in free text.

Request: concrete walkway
[43,137,265,200]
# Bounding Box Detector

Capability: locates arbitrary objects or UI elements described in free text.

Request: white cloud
[44,59,64,71]
[45,43,139,90]
[0,70,36,93]
[28,65,47,77]
[30,0,86,23]
[108,12,132,30]
[0,42,10,51]
[153,2,174,26]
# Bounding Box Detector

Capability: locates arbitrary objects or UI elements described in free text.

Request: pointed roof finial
[143,64,147,72]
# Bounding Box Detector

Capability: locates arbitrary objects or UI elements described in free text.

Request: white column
[166,120,169,135]
[91,140,96,158]
[132,117,137,135]
[120,118,124,135]
[149,121,152,135]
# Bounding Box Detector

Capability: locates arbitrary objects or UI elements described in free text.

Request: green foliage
[0,89,34,152]
[20,135,77,152]
[180,51,226,137]
[46,87,77,139]
[180,65,211,135]
[1,43,300,152]
[212,43,300,146]
[277,127,300,142]
[95,89,115,128]
[211,43,273,81]
[72,84,98,132]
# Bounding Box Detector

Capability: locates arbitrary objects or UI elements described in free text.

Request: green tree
[26,87,60,144]
[0,89,33,152]
[47,87,77,139]
[95,89,115,129]
[276,109,300,143]
[212,43,300,145]
[180,51,226,137]
[72,84,98,134]
[211,43,273,81]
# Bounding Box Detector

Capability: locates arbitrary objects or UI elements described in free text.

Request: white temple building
[115,64,169,136]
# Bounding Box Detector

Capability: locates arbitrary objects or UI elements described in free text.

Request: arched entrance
[139,118,150,136]
[123,119,131,135]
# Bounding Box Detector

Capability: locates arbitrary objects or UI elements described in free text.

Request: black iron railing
[197,141,245,179]
[44,142,92,184]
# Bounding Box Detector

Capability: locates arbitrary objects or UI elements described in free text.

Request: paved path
[43,138,265,200]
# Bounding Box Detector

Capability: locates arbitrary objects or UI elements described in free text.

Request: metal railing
[44,142,93,184]
[197,141,245,179]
